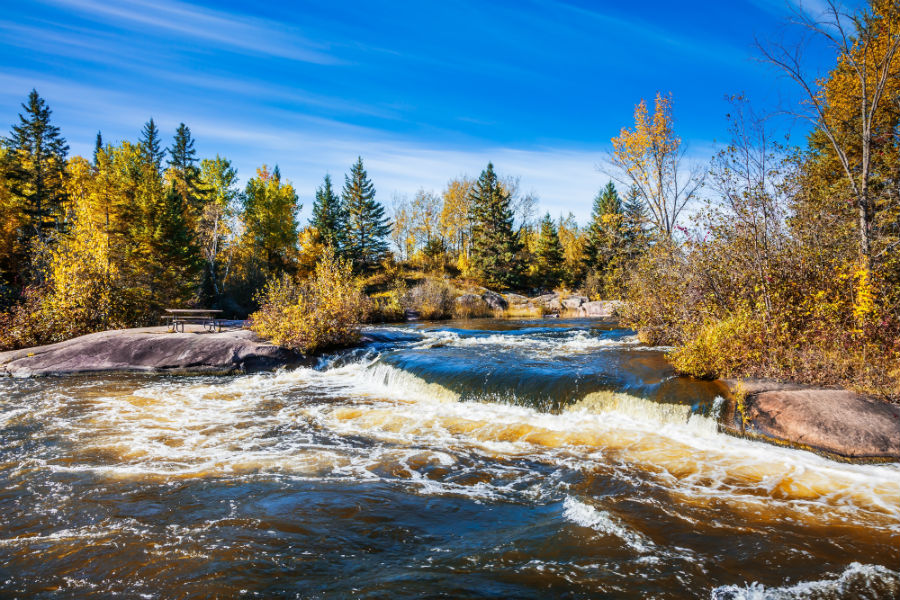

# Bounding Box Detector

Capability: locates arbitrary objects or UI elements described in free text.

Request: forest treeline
[0,90,649,340]
[0,0,897,398]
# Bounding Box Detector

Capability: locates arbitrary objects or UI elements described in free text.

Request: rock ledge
[721,379,900,462]
[0,327,304,377]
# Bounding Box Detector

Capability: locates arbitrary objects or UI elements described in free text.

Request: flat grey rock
[0,327,304,377]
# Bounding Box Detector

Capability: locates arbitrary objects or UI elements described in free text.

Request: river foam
[711,562,900,599]
[1,319,898,598]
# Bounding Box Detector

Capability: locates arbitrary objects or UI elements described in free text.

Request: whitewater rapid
[1,320,898,598]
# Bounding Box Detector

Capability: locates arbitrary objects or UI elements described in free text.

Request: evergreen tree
[533,213,564,290]
[622,185,649,253]
[151,184,201,306]
[311,173,346,250]
[3,89,69,246]
[584,182,623,268]
[166,123,200,214]
[140,118,165,174]
[341,157,390,270]
[93,131,103,167]
[469,162,523,288]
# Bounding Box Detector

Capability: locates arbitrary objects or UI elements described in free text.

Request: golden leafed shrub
[368,289,406,322]
[667,311,765,379]
[250,248,368,353]
[452,294,493,319]
[402,279,457,320]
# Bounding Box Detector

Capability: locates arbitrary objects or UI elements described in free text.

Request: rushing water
[1,318,898,599]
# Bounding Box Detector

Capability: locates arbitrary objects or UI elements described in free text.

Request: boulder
[0,327,306,377]
[404,309,421,321]
[481,291,508,311]
[723,381,900,461]
[532,293,559,306]
[579,300,623,318]
[504,293,530,306]
[562,295,588,310]
[455,294,482,307]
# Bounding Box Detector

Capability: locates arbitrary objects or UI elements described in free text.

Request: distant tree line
[0,89,650,350]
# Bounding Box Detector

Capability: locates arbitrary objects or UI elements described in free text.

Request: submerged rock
[0,327,306,377]
[723,380,900,462]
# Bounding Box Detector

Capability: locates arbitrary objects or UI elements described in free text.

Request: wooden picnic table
[162,308,224,333]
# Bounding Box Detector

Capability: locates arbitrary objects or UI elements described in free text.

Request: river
[1,318,898,599]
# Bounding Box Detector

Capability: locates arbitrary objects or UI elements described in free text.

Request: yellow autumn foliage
[250,248,368,354]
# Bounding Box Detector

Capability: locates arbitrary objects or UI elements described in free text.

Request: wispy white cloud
[35,0,341,64]
[2,69,720,226]
[536,0,753,65]
[748,0,851,21]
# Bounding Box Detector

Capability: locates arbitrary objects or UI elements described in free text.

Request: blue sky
[1,0,852,222]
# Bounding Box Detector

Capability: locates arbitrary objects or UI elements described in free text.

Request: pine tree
[341,157,389,270]
[533,213,564,290]
[622,185,649,254]
[584,182,623,269]
[140,118,165,174]
[151,184,201,306]
[3,89,69,246]
[93,131,103,167]
[311,173,346,250]
[166,123,200,215]
[469,162,523,288]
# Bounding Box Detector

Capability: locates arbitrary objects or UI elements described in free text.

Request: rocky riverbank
[0,326,305,377]
[504,291,624,318]
[720,379,900,462]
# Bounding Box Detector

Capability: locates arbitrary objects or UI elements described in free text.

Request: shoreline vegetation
[1,2,897,404]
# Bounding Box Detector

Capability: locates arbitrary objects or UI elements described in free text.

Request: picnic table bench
[161,309,224,333]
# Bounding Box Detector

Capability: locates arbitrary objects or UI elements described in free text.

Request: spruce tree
[151,184,201,306]
[622,185,649,253]
[533,213,564,290]
[93,131,103,167]
[3,89,69,246]
[341,157,389,270]
[167,123,201,215]
[469,162,523,289]
[584,181,623,268]
[311,173,346,250]
[140,118,165,174]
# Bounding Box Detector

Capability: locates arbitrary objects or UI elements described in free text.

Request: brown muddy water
[1,319,898,599]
